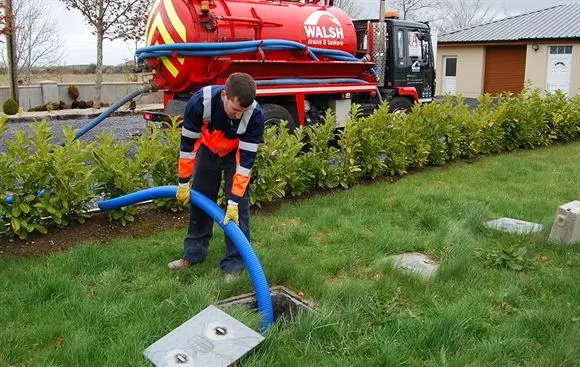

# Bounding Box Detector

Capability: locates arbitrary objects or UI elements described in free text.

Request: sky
[359,0,577,17]
[45,0,577,66]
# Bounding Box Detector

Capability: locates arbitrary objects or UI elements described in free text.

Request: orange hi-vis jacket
[178,86,265,201]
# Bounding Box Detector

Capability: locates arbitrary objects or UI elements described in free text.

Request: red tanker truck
[139,0,436,129]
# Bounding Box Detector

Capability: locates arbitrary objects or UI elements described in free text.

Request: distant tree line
[0,60,150,77]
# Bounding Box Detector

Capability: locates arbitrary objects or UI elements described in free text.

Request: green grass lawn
[1,143,579,366]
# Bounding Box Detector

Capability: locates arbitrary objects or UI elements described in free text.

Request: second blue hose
[136,39,367,63]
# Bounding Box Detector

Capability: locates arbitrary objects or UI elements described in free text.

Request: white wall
[524,44,548,90]
[1,82,163,111]
[436,45,485,98]
[19,86,44,109]
[570,42,580,96]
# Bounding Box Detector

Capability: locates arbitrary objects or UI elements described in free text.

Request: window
[445,57,457,77]
[549,46,573,54]
[408,31,421,59]
[397,30,404,64]
[421,39,430,63]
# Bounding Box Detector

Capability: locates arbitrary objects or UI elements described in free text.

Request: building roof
[439,3,580,43]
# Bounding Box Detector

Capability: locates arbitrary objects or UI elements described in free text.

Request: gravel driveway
[0,115,148,153]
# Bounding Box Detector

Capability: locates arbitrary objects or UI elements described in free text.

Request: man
[169,72,264,280]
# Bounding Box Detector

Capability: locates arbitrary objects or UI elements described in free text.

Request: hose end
[140,81,157,94]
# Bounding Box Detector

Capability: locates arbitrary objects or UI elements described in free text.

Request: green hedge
[0,88,579,239]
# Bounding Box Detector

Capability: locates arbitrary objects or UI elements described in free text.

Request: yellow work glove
[223,200,239,225]
[176,183,190,206]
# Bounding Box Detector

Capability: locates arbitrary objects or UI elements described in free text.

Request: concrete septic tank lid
[384,252,439,279]
[484,217,544,234]
[143,305,264,367]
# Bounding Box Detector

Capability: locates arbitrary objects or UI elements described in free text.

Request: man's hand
[223,200,239,225]
[176,183,190,206]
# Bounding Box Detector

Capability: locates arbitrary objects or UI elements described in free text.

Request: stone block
[549,201,580,245]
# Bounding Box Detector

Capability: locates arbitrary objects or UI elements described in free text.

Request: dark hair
[224,72,256,108]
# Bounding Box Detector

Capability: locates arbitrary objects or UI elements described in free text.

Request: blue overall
[183,144,250,274]
[178,86,264,274]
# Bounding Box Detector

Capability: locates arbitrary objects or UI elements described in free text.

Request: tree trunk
[94,28,103,109]
[6,0,19,103]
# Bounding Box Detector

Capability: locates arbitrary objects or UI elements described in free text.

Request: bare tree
[0,0,64,83]
[437,0,497,33]
[332,0,364,19]
[59,0,150,108]
[115,0,153,57]
[392,0,439,20]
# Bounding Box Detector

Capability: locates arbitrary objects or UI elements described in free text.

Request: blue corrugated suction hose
[58,83,155,146]
[136,40,377,80]
[137,40,319,62]
[98,185,274,332]
[4,189,54,205]
[136,39,373,63]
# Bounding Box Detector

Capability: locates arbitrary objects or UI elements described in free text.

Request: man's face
[221,91,248,120]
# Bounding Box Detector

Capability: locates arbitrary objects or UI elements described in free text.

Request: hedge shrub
[0,87,579,238]
[0,120,95,239]
[3,98,19,115]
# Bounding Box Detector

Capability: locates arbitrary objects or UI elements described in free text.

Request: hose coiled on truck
[136,39,379,79]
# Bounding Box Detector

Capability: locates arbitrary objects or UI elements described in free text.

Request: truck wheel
[262,104,296,132]
[389,96,413,113]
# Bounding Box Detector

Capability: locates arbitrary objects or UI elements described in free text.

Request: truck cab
[354,17,436,112]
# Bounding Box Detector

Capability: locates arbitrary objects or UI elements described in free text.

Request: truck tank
[144,0,372,92]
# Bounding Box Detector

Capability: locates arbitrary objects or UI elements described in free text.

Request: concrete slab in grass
[485,217,543,235]
[143,305,264,367]
[381,252,439,280]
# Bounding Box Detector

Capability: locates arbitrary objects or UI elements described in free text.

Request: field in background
[0,73,151,86]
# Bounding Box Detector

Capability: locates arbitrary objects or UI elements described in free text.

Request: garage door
[484,45,526,95]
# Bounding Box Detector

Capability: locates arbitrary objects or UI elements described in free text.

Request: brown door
[484,45,526,95]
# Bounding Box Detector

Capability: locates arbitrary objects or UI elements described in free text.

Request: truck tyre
[389,96,413,113]
[262,103,296,132]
